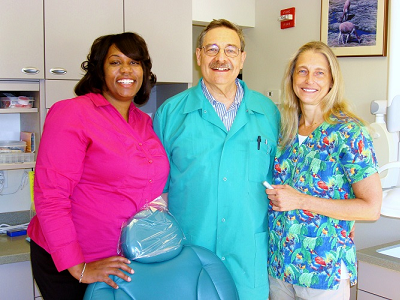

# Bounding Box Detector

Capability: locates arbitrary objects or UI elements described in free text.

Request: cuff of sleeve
[51,241,85,272]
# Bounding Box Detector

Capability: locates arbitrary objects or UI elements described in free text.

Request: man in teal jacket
[153,19,280,299]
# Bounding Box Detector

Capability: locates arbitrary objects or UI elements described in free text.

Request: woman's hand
[68,256,134,289]
[265,184,304,211]
[265,173,382,221]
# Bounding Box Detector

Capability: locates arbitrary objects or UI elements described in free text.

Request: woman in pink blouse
[28,32,169,299]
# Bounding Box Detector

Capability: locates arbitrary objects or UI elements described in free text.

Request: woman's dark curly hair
[74,32,156,105]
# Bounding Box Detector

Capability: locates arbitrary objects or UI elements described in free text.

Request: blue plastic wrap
[118,196,185,263]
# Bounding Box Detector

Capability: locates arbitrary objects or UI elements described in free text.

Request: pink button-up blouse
[28,93,169,271]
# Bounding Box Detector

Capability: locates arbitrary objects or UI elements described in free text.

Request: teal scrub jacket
[153,79,280,300]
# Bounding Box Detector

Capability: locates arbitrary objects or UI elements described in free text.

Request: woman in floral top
[265,41,382,300]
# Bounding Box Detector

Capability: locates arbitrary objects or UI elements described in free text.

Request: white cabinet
[357,260,400,299]
[124,0,192,83]
[0,0,44,79]
[45,80,78,109]
[2,0,192,83]
[45,0,192,83]
[44,0,123,80]
[0,261,35,299]
[192,0,255,28]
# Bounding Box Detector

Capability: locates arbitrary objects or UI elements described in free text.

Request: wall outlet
[265,89,281,104]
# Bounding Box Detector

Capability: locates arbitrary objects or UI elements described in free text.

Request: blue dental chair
[83,205,239,300]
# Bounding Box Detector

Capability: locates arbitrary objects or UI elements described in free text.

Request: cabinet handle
[50,68,67,75]
[21,67,40,74]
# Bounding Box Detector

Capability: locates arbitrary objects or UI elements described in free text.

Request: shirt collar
[87,92,138,112]
[201,78,243,108]
[183,78,270,117]
[87,92,110,107]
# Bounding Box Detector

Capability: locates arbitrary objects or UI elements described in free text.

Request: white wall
[0,169,31,213]
[243,1,321,102]
[243,0,388,124]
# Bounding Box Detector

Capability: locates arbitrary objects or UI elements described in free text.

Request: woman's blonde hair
[279,41,364,148]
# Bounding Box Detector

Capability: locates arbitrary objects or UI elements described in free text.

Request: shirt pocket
[248,138,272,182]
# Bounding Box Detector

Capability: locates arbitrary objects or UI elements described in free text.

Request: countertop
[357,240,400,272]
[0,234,30,265]
[0,210,31,265]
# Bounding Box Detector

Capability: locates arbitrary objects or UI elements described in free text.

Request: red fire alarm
[280,7,295,29]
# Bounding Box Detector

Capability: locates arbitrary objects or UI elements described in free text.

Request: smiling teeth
[118,79,134,84]
[303,88,317,92]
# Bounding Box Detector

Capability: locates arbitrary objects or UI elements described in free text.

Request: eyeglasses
[201,44,242,58]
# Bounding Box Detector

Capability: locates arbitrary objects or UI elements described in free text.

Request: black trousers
[30,239,88,300]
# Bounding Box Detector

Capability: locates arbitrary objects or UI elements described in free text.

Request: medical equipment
[370,95,400,218]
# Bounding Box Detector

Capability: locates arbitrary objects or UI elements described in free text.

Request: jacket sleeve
[34,100,87,271]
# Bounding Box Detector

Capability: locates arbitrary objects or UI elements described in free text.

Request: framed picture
[320,0,388,57]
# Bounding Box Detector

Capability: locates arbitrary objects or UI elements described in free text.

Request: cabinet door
[45,80,78,109]
[124,0,192,83]
[0,261,35,299]
[358,260,400,299]
[357,290,386,299]
[44,0,123,80]
[0,0,44,79]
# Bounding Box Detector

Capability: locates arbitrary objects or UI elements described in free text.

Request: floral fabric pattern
[268,116,378,290]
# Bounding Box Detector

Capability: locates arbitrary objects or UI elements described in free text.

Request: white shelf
[0,108,38,114]
[0,162,35,170]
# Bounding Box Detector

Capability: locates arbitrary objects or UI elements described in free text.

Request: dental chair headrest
[119,207,184,263]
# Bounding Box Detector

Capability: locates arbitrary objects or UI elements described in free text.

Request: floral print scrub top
[268,115,378,290]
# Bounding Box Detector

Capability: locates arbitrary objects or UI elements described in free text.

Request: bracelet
[79,263,86,283]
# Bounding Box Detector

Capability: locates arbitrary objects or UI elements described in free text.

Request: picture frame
[320,0,388,57]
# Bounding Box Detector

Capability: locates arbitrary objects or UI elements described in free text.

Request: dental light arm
[371,96,400,218]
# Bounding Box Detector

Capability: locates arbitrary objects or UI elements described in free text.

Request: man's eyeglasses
[201,44,242,58]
